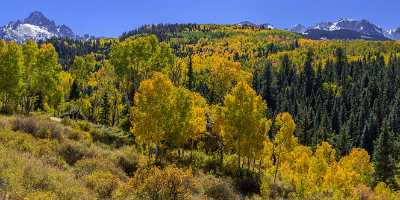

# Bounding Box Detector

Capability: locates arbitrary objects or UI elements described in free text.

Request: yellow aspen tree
[132,72,207,160]
[374,182,399,200]
[308,142,337,195]
[21,40,39,113]
[338,148,375,187]
[271,112,298,183]
[280,145,313,198]
[32,43,60,110]
[221,81,271,172]
[204,56,252,103]
[0,41,24,110]
[110,35,175,104]
[322,148,374,198]
[132,72,174,152]
[166,87,207,149]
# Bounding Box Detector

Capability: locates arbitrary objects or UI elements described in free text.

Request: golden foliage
[132,72,207,150]
[220,81,272,161]
[261,113,393,200]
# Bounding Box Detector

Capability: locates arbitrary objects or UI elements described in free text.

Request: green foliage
[0,40,63,113]
[0,41,24,111]
[322,82,342,96]
[373,120,399,188]
[110,35,176,105]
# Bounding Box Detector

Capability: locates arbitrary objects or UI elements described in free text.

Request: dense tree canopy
[132,72,207,157]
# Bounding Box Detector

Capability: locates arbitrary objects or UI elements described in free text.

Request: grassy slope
[0,115,245,200]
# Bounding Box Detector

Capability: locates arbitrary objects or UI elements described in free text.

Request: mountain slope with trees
[0,24,399,199]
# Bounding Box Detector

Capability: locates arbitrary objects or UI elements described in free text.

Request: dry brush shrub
[0,117,9,130]
[113,165,195,200]
[58,140,97,165]
[260,174,294,200]
[10,116,92,142]
[62,126,92,142]
[197,174,240,200]
[63,118,131,146]
[0,130,68,170]
[84,171,120,199]
[11,116,63,140]
[0,146,95,200]
[74,157,127,180]
[24,191,58,200]
[110,146,140,176]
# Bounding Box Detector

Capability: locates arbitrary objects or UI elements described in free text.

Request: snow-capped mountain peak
[292,18,395,41]
[385,28,400,40]
[24,11,55,28]
[0,11,77,42]
[311,18,385,36]
[260,23,275,29]
[290,24,307,34]
[235,21,274,29]
[237,21,257,27]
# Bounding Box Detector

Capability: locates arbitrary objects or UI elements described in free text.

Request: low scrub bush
[0,146,95,200]
[0,117,9,130]
[63,126,92,142]
[198,174,240,200]
[89,126,134,147]
[113,165,195,200]
[84,171,120,199]
[63,118,133,146]
[112,146,140,176]
[77,120,91,132]
[0,104,15,115]
[24,191,58,200]
[11,117,64,140]
[11,116,93,142]
[58,140,96,165]
[0,131,68,171]
[184,151,209,169]
[235,176,261,196]
[74,157,127,180]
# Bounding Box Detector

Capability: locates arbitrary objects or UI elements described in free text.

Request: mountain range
[238,18,400,41]
[237,21,275,29]
[1,11,399,42]
[0,11,91,43]
[289,18,400,41]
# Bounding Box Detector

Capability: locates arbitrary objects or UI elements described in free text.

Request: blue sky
[1,0,399,37]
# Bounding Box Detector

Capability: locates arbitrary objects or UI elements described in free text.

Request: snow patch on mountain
[1,23,56,42]
[260,23,275,29]
[385,28,400,40]
[288,18,397,41]
[311,19,384,36]
[236,21,274,29]
[290,24,307,34]
[0,11,80,42]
